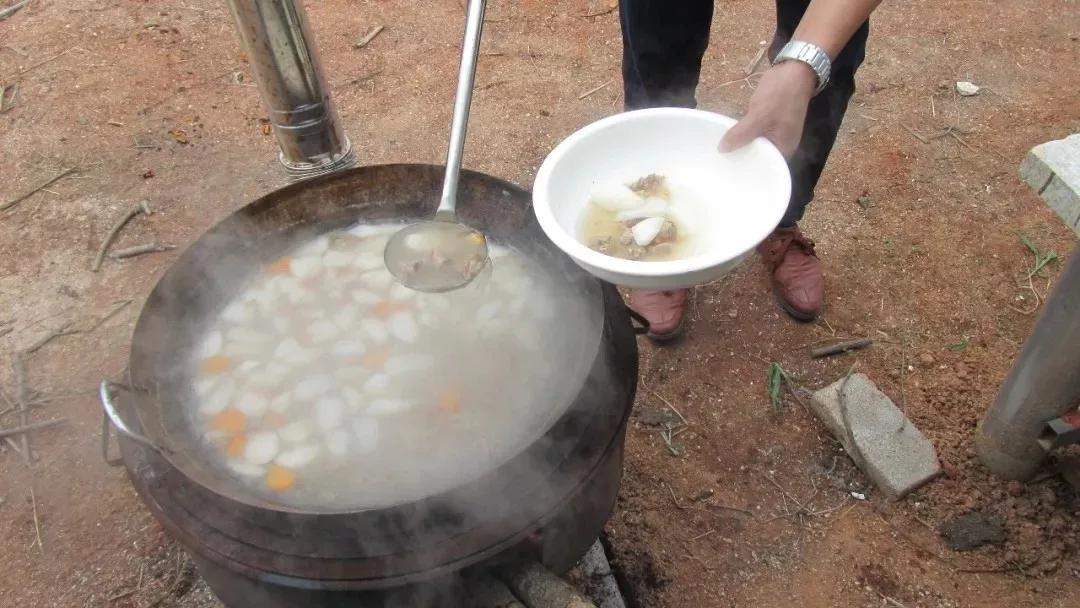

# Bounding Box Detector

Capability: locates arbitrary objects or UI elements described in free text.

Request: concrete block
[811,373,942,499]
[1020,133,1080,236]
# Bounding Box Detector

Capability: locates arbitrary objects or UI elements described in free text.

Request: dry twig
[664,482,687,510]
[0,167,78,212]
[22,321,78,355]
[763,474,804,509]
[577,80,612,100]
[1,48,69,81]
[12,354,30,463]
[900,124,929,144]
[705,502,755,517]
[811,337,873,358]
[92,201,151,271]
[0,418,66,439]
[715,71,764,89]
[110,243,176,259]
[744,45,768,76]
[581,3,616,17]
[690,529,716,541]
[353,25,384,49]
[0,0,30,21]
[30,487,43,553]
[651,391,688,425]
[144,553,188,608]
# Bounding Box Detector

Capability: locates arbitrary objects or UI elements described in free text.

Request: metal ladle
[384,0,490,293]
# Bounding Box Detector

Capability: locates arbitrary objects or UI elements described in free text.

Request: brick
[811,373,942,499]
[1020,134,1080,236]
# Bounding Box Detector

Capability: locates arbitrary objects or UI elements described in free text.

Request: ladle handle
[436,0,487,221]
[99,380,161,465]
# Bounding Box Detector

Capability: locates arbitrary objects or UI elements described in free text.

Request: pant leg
[772,0,870,227]
[619,0,714,110]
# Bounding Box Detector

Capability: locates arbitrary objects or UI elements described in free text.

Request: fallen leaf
[168,129,189,144]
[0,83,17,113]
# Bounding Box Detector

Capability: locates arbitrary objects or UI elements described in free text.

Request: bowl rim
[533,107,791,278]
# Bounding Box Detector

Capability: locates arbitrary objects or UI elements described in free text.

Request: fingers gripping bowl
[533,108,792,289]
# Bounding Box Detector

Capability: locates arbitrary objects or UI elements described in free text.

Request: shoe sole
[771,284,820,322]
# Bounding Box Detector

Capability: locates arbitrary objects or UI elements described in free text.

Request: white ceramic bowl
[533,108,791,289]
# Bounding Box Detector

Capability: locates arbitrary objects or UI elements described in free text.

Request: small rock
[941,461,959,479]
[939,512,1006,551]
[1005,480,1024,496]
[727,309,738,319]
[642,510,664,531]
[918,353,935,366]
[637,407,678,427]
[955,81,981,96]
[692,488,715,502]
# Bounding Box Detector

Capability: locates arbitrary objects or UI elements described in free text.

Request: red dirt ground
[1,1,1078,607]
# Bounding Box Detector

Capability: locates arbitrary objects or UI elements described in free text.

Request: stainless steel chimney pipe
[976,249,1080,480]
[224,0,356,180]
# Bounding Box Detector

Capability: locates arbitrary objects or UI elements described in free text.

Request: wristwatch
[773,41,832,95]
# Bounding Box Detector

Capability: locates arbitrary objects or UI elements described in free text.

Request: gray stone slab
[1020,133,1080,236]
[811,373,942,499]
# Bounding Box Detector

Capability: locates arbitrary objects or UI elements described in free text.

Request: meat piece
[628,174,669,199]
[655,219,678,244]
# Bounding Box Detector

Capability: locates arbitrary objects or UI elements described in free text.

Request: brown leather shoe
[627,289,688,342]
[756,225,824,321]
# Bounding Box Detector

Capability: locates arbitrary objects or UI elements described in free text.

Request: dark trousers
[619,0,869,227]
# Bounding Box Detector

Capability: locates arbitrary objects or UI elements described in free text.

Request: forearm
[793,0,881,59]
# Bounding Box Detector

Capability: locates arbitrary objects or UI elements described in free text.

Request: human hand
[718,61,818,157]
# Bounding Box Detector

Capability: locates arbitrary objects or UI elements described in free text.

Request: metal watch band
[773,40,832,95]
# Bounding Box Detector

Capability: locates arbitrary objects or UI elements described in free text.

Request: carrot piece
[266,465,296,491]
[437,389,461,414]
[211,409,247,434]
[371,299,409,319]
[361,346,392,370]
[225,434,247,458]
[200,355,232,374]
[266,256,292,275]
[262,411,287,430]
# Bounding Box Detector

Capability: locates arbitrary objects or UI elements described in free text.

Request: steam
[129,194,623,604]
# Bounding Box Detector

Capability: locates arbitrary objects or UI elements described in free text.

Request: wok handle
[627,307,651,336]
[99,380,159,466]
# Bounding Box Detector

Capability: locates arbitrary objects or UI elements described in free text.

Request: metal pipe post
[976,249,1080,480]
[224,0,356,179]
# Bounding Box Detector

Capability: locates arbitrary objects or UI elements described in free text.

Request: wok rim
[117,163,635,525]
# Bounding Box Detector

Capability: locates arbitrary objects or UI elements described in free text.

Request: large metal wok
[101,164,640,604]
